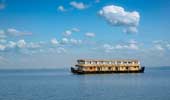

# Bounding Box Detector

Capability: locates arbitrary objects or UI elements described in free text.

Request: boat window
[98,61,102,64]
[111,61,115,64]
[134,61,138,64]
[86,61,90,64]
[114,61,117,65]
[123,61,127,64]
[94,61,97,64]
[108,67,112,70]
[97,67,101,71]
[115,67,118,71]
[91,61,95,64]
[117,61,121,64]
[128,61,132,64]
[78,61,85,64]
[105,61,109,64]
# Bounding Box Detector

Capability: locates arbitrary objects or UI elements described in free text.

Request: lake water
[0,67,170,100]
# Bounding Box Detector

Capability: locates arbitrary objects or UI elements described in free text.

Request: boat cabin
[76,59,140,72]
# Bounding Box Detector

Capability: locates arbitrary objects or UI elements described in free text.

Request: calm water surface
[0,67,170,100]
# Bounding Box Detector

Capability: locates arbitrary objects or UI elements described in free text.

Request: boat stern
[140,66,145,73]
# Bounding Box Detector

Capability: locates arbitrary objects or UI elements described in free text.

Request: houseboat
[71,59,145,74]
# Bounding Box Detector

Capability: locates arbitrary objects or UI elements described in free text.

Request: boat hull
[71,67,145,74]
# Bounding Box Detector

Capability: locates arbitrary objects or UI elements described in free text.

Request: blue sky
[0,0,170,69]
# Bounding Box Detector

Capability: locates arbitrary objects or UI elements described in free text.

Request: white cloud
[70,38,77,44]
[103,44,114,52]
[63,30,72,36]
[99,5,140,34]
[115,44,125,49]
[61,38,82,45]
[115,44,139,50]
[7,41,16,48]
[0,44,5,51]
[0,28,32,38]
[27,42,41,49]
[51,38,59,45]
[71,28,80,32]
[70,1,87,10]
[123,27,138,34]
[152,40,170,51]
[128,39,138,44]
[128,43,139,50]
[0,38,6,43]
[0,38,75,55]
[0,29,5,34]
[70,38,82,45]
[166,44,170,49]
[115,39,139,50]
[103,39,139,52]
[85,32,95,38]
[0,2,5,10]
[61,38,69,44]
[0,29,6,38]
[2,40,42,52]
[103,44,112,48]
[57,47,67,54]
[7,28,32,36]
[116,39,139,50]
[154,44,164,51]
[0,35,6,38]
[17,40,26,48]
[7,28,19,34]
[63,28,80,36]
[152,40,164,44]
[0,36,82,54]
[47,47,67,54]
[57,5,66,12]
